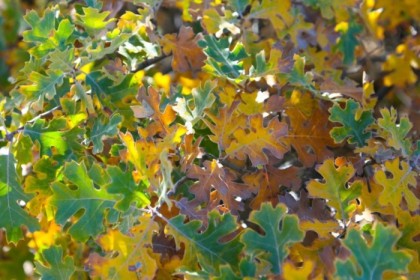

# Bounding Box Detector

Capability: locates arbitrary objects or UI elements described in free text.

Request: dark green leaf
[335,223,411,280]
[241,203,304,275]
[329,100,374,147]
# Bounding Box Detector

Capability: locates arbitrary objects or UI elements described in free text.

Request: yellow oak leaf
[360,180,393,215]
[249,0,294,39]
[283,260,321,280]
[383,44,419,87]
[88,215,159,279]
[27,221,61,251]
[204,102,247,150]
[300,220,340,239]
[307,159,361,220]
[226,114,289,166]
[374,158,418,212]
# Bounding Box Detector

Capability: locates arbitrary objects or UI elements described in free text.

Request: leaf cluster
[0,0,419,279]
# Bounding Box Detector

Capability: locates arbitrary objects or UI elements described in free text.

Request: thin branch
[1,105,61,142]
[132,53,171,72]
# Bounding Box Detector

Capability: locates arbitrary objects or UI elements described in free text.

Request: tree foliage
[0,0,419,279]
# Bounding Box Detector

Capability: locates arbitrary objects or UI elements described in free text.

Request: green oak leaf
[249,50,274,77]
[329,99,374,147]
[0,154,39,243]
[378,107,413,157]
[288,54,315,90]
[20,70,64,103]
[35,246,75,280]
[25,156,59,195]
[0,153,19,196]
[51,161,118,241]
[22,9,55,44]
[23,9,74,58]
[14,135,33,164]
[106,165,150,211]
[166,211,243,274]
[307,159,362,220]
[75,7,115,36]
[198,35,248,80]
[173,80,216,131]
[335,19,362,65]
[89,114,122,154]
[24,118,67,156]
[335,223,411,280]
[48,48,75,73]
[241,203,304,275]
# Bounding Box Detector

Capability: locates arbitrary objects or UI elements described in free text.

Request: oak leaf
[204,102,247,151]
[88,215,159,279]
[187,160,254,213]
[241,203,304,275]
[160,26,206,73]
[335,223,411,279]
[374,158,418,212]
[285,91,336,166]
[329,100,374,147]
[166,210,243,274]
[35,246,75,280]
[307,159,362,220]
[226,115,289,166]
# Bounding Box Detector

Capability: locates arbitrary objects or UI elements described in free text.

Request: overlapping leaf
[307,159,362,220]
[0,154,39,243]
[241,203,304,275]
[374,158,418,212]
[35,246,75,280]
[88,215,158,279]
[329,100,374,147]
[51,161,118,241]
[226,115,289,166]
[166,210,243,274]
[335,223,411,279]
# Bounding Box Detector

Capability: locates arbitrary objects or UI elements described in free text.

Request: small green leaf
[241,203,304,275]
[89,114,122,154]
[48,48,75,73]
[106,165,150,212]
[329,100,374,147]
[288,54,314,90]
[335,19,362,65]
[35,246,75,280]
[75,7,115,36]
[173,81,216,131]
[23,9,55,44]
[335,223,411,280]
[24,118,67,156]
[198,35,248,80]
[0,153,18,196]
[378,107,413,157]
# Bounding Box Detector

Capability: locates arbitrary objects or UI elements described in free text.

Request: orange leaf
[160,26,206,73]
[226,115,289,166]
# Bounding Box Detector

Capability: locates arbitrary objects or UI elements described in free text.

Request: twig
[132,53,171,72]
[1,105,61,142]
